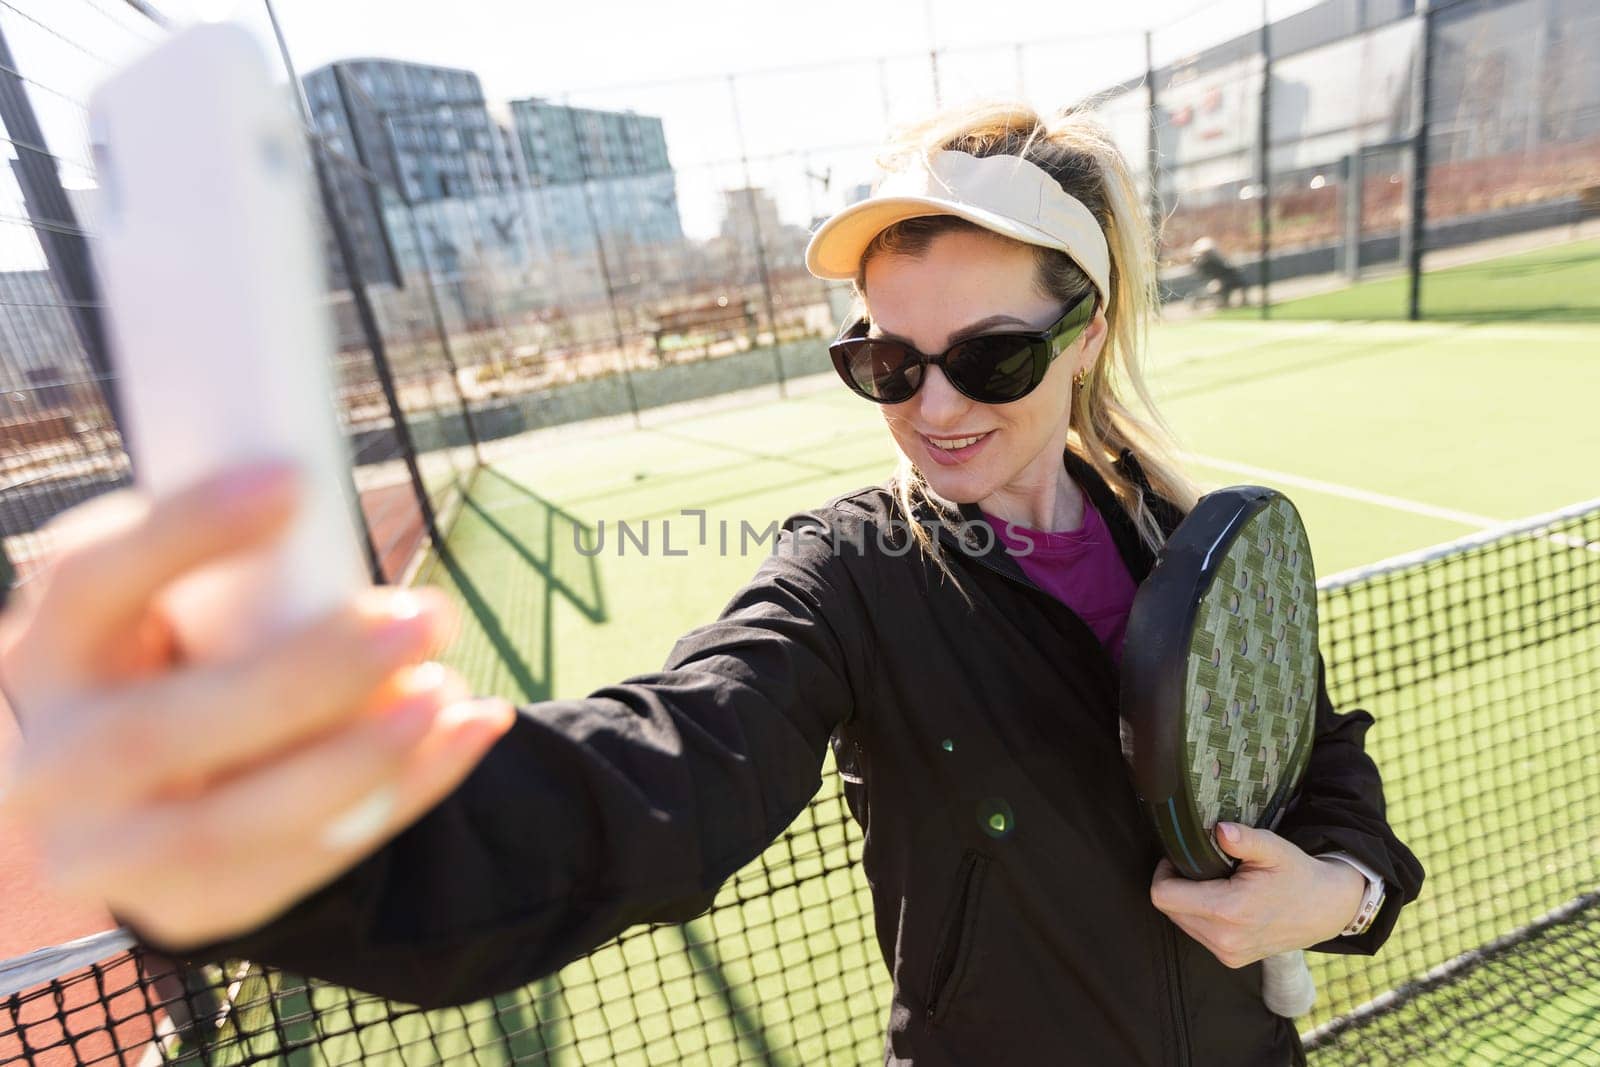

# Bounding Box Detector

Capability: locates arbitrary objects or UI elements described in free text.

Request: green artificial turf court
[432,303,1600,714]
[176,241,1600,1065]
[1216,237,1600,323]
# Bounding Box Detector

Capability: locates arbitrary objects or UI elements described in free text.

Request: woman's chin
[898,434,1004,504]
[918,466,995,506]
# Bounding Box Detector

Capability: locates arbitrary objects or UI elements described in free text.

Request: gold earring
[1073,369,1087,389]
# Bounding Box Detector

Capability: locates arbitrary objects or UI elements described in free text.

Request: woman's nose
[914,364,970,420]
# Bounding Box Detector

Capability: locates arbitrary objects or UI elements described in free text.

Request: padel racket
[1120,485,1319,1017]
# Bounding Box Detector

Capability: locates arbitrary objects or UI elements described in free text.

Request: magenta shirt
[979,495,1139,666]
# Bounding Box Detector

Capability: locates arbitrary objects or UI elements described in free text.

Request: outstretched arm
[124,508,870,1008]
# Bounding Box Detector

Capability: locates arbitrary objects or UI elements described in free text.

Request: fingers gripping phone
[89,21,367,661]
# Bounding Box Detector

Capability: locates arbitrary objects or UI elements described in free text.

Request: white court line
[1182,452,1504,528]
[1184,452,1600,558]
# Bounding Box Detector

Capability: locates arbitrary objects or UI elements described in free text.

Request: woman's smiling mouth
[921,430,995,465]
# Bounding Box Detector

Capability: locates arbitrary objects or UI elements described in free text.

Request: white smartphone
[88,21,367,662]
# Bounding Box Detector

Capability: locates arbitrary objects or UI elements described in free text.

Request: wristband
[1319,851,1387,937]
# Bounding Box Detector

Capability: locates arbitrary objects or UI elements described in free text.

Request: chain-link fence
[3,0,1597,599]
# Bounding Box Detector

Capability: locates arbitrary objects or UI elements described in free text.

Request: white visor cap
[804,150,1110,303]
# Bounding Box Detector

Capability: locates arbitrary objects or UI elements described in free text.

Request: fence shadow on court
[427,469,608,705]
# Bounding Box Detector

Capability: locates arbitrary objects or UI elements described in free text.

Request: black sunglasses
[828,291,1096,405]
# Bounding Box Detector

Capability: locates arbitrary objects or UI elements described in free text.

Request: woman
[0,103,1422,1066]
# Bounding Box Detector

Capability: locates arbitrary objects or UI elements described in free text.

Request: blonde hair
[852,101,1199,595]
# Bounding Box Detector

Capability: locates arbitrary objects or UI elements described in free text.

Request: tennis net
[4,498,1597,1066]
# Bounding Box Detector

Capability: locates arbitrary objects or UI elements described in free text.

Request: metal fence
[1,0,1596,600]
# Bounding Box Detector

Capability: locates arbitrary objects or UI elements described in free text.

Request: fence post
[1145,31,1162,261]
[1257,1,1272,319]
[1405,0,1434,322]
[505,109,579,346]
[803,154,836,323]
[0,22,121,431]
[308,142,444,564]
[368,104,483,466]
[0,537,13,609]
[559,98,642,427]
[728,75,786,399]
[1344,150,1362,279]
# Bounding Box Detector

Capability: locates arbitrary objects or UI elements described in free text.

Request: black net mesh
[4,500,1597,1066]
[1300,501,1600,1064]
[1,783,883,1065]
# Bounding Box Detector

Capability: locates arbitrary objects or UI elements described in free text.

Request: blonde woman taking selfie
[0,102,1421,1066]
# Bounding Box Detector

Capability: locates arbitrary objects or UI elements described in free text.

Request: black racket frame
[1120,485,1316,881]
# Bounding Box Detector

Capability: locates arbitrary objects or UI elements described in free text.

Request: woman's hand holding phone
[0,463,515,951]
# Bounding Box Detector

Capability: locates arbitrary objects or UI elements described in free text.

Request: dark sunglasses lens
[839,340,921,402]
[946,335,1044,402]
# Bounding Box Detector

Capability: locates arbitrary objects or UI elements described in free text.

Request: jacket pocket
[830,729,870,833]
[925,849,989,1024]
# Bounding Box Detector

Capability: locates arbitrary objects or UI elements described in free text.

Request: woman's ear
[1076,308,1110,372]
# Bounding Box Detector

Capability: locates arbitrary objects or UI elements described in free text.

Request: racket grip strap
[1261,950,1316,1017]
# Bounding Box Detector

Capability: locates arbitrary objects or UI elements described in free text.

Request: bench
[0,410,78,450]
[651,297,755,362]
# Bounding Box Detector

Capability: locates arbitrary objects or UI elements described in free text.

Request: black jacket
[139,448,1424,1066]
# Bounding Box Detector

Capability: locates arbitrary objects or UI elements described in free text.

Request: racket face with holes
[1120,487,1319,881]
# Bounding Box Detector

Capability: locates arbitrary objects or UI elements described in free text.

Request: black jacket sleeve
[1275,653,1426,955]
[123,507,870,1009]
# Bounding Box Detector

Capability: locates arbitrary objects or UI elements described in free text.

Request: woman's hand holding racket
[1120,485,1342,1017]
[1150,821,1366,969]
[0,465,515,951]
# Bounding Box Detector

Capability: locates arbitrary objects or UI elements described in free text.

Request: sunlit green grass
[1215,238,1600,322]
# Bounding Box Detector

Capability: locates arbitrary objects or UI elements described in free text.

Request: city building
[301,58,519,286]
[291,68,685,299]
[719,186,782,249]
[304,58,516,203]
[507,98,684,256]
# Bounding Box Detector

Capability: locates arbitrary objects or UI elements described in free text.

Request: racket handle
[1261,950,1316,1017]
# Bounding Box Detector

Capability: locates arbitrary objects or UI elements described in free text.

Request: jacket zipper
[933,472,1187,1055]
[926,851,986,1024]
[1161,921,1194,1067]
